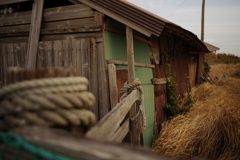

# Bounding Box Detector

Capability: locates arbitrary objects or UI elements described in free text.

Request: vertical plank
[37,41,44,68]
[62,40,69,67]
[26,0,44,69]
[126,26,140,146]
[90,38,99,120]
[45,41,53,67]
[20,42,27,68]
[2,44,7,86]
[63,38,71,68]
[97,41,110,119]
[76,39,82,76]
[0,44,3,87]
[53,40,63,67]
[197,54,204,84]
[82,39,90,79]
[108,63,118,109]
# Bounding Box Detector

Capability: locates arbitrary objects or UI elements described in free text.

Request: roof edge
[78,0,152,37]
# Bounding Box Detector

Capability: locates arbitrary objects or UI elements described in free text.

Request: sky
[127,0,240,56]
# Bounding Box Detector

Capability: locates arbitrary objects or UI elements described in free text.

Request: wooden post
[26,0,44,69]
[108,63,118,109]
[201,0,205,41]
[126,26,140,146]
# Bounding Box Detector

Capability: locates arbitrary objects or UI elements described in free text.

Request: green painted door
[104,30,155,147]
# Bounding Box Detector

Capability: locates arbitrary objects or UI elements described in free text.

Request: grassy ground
[152,63,240,160]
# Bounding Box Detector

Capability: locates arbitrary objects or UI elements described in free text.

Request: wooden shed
[0,0,209,147]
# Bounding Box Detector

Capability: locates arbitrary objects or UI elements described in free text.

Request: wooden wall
[152,32,198,131]
[0,3,109,119]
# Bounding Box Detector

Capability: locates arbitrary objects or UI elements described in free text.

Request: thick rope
[120,78,146,132]
[0,77,96,131]
[0,132,73,160]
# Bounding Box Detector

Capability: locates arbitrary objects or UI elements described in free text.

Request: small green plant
[204,61,211,75]
[164,64,181,119]
[164,66,194,119]
[182,76,194,112]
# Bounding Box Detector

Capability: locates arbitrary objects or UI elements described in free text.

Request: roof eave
[78,0,153,37]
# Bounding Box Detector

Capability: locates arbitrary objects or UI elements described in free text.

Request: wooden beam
[26,0,44,69]
[126,26,140,146]
[109,119,129,143]
[0,4,93,27]
[97,42,110,119]
[107,60,155,69]
[108,64,118,109]
[86,90,138,142]
[0,0,30,5]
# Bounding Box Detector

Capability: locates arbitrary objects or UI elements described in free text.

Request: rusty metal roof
[203,42,220,52]
[79,0,209,52]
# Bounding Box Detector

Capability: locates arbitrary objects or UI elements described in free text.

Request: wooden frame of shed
[0,0,210,147]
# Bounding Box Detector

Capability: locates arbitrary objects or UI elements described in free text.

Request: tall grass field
[152,63,240,160]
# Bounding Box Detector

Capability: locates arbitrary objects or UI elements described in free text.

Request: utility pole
[201,0,205,41]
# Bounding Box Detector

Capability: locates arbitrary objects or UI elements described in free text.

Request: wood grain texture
[126,26,140,146]
[86,90,138,142]
[97,42,110,119]
[26,0,44,69]
[13,127,173,160]
[108,63,118,109]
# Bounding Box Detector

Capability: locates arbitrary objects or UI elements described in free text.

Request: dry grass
[210,63,240,79]
[152,63,240,160]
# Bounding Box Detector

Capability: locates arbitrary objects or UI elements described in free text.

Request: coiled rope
[0,77,96,131]
[120,78,146,132]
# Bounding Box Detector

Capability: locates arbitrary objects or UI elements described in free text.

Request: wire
[167,0,188,18]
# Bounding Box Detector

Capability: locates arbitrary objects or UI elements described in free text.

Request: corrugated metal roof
[79,0,209,52]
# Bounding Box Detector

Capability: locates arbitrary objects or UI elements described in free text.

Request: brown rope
[119,78,146,132]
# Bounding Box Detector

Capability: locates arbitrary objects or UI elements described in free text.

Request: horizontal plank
[107,59,155,68]
[0,32,103,43]
[0,4,93,27]
[86,90,138,142]
[0,18,100,36]
[0,0,30,5]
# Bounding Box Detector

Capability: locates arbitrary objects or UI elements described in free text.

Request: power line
[167,0,188,18]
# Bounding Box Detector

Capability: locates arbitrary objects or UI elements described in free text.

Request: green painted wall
[104,30,155,148]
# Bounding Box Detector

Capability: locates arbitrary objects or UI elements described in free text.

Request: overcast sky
[127,0,240,56]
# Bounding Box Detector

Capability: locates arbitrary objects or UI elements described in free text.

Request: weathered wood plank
[13,127,170,160]
[0,44,3,87]
[37,41,44,68]
[97,42,110,119]
[26,0,44,69]
[89,38,99,120]
[108,63,118,109]
[0,18,100,36]
[126,26,140,146]
[0,4,93,27]
[197,54,205,84]
[0,0,30,5]
[107,60,155,69]
[86,90,138,141]
[149,36,160,64]
[109,119,129,143]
